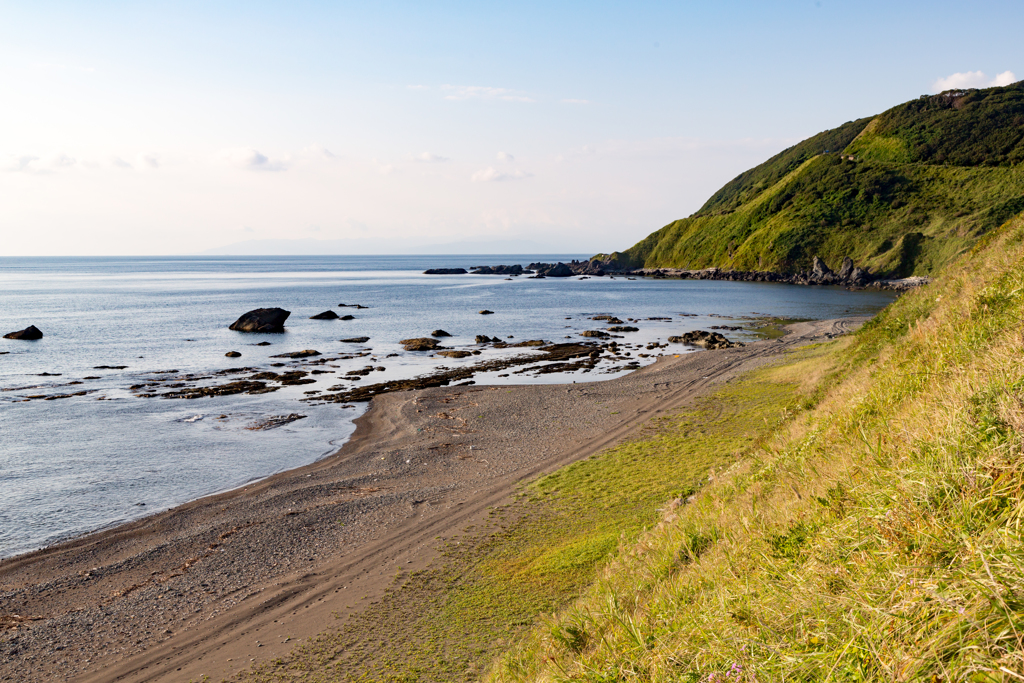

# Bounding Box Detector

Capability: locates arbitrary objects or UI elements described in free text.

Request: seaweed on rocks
[308,342,598,403]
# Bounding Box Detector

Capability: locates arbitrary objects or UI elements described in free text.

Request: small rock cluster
[668,330,744,350]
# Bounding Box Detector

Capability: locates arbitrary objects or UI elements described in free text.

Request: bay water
[0,255,896,557]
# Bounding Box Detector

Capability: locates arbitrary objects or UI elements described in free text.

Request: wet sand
[0,318,864,682]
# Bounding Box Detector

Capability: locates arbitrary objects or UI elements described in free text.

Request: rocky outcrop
[470,265,530,275]
[340,337,371,343]
[607,326,639,332]
[567,259,607,275]
[310,310,339,320]
[270,349,321,358]
[4,325,43,340]
[475,335,501,343]
[868,276,932,291]
[528,262,573,277]
[636,256,875,287]
[229,308,290,333]
[400,338,441,351]
[668,330,743,350]
[431,329,452,337]
[225,351,242,358]
[424,268,468,275]
[580,330,610,338]
[479,310,495,315]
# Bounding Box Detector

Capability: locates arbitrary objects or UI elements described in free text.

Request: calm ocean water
[0,255,896,557]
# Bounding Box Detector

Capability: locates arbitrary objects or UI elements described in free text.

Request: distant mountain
[198,237,581,256]
[602,81,1024,277]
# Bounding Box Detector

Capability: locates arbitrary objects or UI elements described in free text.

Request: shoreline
[0,317,867,683]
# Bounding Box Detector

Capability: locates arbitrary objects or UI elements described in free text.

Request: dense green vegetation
[607,81,1024,276]
[494,211,1024,682]
[697,117,872,216]
[848,84,1024,166]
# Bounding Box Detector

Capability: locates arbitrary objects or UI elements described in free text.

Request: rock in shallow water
[225,351,242,358]
[229,308,290,333]
[400,337,441,351]
[309,310,339,320]
[437,350,472,358]
[4,325,43,340]
[668,330,743,350]
[270,349,321,358]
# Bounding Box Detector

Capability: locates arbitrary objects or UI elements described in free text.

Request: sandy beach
[0,318,864,682]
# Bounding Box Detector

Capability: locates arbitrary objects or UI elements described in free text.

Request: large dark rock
[310,310,339,320]
[850,267,870,284]
[529,262,574,277]
[424,268,468,275]
[837,256,855,281]
[4,325,43,340]
[567,259,606,276]
[667,330,743,350]
[229,308,290,333]
[811,256,838,283]
[431,329,452,337]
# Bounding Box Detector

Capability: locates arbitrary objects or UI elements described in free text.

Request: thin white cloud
[301,145,337,160]
[110,156,132,169]
[217,148,287,172]
[51,153,76,168]
[10,156,40,173]
[373,159,396,175]
[413,152,449,163]
[442,85,535,102]
[932,70,1017,92]
[407,84,429,91]
[139,153,160,169]
[471,167,532,182]
[561,98,591,105]
[496,151,515,163]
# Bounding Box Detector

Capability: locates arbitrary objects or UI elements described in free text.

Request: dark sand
[0,318,864,682]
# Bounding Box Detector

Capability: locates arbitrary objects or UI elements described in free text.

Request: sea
[0,255,897,558]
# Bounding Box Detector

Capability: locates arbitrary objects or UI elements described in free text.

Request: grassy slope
[233,352,825,682]
[491,212,1024,682]
[612,82,1024,276]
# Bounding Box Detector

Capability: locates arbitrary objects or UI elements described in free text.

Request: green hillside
[608,82,1024,277]
[493,209,1024,683]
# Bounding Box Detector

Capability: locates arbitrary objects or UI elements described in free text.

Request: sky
[2,1,1021,256]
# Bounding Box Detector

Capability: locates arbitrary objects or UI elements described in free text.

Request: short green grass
[489,213,1024,682]
[232,340,829,682]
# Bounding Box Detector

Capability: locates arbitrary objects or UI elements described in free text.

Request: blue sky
[2,1,1021,254]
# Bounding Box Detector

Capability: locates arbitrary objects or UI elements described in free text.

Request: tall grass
[490,214,1024,682]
